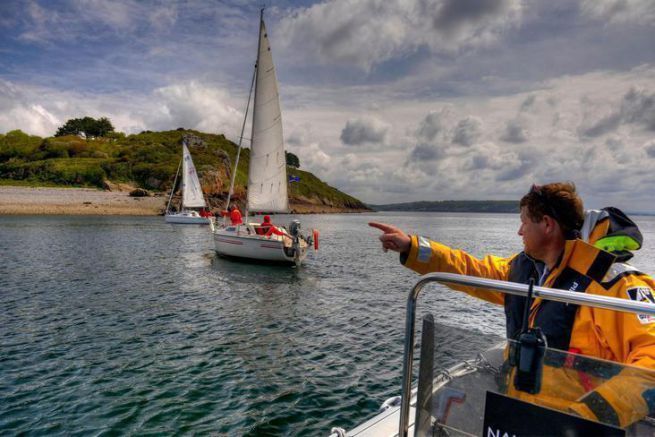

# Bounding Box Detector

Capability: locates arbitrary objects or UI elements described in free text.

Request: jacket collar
[555,239,616,283]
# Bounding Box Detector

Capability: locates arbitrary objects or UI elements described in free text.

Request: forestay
[247,18,289,213]
[182,143,206,209]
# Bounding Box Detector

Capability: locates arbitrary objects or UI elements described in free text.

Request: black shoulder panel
[586,249,616,283]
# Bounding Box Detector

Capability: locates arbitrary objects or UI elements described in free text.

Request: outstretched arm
[369,221,510,305]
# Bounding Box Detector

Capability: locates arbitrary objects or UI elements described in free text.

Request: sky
[1,0,655,211]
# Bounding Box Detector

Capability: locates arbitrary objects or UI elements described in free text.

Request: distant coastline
[369,200,518,213]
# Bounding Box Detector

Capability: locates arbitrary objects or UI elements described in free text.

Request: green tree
[55,116,115,138]
[55,118,83,137]
[92,117,115,137]
[285,151,300,168]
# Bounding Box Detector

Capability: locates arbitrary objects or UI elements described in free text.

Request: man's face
[518,206,547,259]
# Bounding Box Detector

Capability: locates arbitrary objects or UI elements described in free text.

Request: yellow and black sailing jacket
[401,212,655,427]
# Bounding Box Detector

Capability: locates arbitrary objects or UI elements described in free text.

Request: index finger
[368,222,397,233]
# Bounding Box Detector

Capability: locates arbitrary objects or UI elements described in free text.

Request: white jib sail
[247,17,289,213]
[181,143,206,209]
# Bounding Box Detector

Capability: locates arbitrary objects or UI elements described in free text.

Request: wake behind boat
[213,10,317,266]
[165,139,213,225]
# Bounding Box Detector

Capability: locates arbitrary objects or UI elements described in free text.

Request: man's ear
[543,215,560,235]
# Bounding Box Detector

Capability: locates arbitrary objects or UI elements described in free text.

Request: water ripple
[2,214,654,434]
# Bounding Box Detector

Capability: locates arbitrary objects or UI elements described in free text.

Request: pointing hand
[369,222,411,254]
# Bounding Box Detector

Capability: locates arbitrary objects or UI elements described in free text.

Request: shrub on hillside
[101,161,132,181]
[132,162,176,190]
[0,130,42,161]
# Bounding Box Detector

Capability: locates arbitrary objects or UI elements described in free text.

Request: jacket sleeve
[569,275,655,427]
[401,235,513,306]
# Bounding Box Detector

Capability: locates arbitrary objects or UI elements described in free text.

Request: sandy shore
[0,186,167,215]
[0,186,372,216]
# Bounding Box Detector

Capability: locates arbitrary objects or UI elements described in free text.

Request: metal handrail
[398,272,655,437]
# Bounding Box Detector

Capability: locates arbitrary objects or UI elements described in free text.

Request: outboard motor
[289,220,301,238]
[287,220,303,265]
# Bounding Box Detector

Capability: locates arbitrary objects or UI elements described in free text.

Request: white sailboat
[165,140,213,225]
[212,10,317,265]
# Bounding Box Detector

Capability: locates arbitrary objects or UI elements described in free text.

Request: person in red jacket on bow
[220,204,243,225]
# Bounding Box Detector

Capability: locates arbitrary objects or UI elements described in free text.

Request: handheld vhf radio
[509,278,547,394]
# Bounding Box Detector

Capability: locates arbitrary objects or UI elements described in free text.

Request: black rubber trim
[582,391,620,427]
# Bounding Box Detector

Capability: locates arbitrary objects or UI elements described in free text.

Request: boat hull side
[165,214,212,225]
[213,229,307,263]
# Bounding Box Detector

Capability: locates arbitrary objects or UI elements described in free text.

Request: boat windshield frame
[398,272,655,437]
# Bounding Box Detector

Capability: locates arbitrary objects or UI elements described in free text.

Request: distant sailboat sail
[247,18,288,213]
[182,143,206,209]
[165,140,211,225]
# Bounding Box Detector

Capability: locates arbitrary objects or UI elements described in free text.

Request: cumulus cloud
[520,95,536,112]
[581,0,655,25]
[579,87,655,138]
[452,116,482,146]
[433,0,517,36]
[621,87,655,130]
[416,109,448,142]
[19,0,166,43]
[579,110,622,138]
[501,119,528,143]
[460,142,530,181]
[301,143,332,173]
[340,117,389,145]
[278,0,522,71]
[408,143,444,162]
[0,79,243,138]
[0,80,61,136]
[340,157,384,182]
[645,140,655,158]
[150,81,242,134]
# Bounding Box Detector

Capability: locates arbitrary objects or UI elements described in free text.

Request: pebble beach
[0,186,167,215]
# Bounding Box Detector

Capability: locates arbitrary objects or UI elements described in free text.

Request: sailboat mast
[225,66,257,217]
[245,10,265,220]
[166,157,182,214]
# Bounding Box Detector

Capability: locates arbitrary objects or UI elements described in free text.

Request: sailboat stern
[213,224,309,265]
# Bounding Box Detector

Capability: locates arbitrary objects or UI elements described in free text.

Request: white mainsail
[247,17,289,213]
[181,143,206,209]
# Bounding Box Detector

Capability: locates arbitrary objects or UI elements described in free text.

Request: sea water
[2,212,655,435]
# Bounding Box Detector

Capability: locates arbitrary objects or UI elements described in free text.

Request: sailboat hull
[165,212,213,224]
[213,226,308,264]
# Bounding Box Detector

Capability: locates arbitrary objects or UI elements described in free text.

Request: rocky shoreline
[0,186,370,216]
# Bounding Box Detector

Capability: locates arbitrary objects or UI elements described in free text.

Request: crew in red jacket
[220,204,243,225]
[260,215,287,238]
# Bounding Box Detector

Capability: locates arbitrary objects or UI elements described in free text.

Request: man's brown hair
[520,182,584,239]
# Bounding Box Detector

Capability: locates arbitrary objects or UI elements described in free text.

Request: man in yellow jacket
[370,182,655,428]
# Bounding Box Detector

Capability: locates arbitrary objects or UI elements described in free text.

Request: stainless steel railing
[398,273,655,437]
